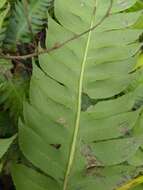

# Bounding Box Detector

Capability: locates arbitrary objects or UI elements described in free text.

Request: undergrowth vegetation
[0,0,143,190]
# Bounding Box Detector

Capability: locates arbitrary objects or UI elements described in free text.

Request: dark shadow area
[0,175,15,190]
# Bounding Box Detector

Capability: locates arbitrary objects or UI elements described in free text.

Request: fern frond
[0,58,12,77]
[0,77,29,122]
[12,0,143,190]
[5,0,53,49]
[0,2,10,47]
[0,57,30,123]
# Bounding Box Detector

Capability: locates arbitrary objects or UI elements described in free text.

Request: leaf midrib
[63,6,96,190]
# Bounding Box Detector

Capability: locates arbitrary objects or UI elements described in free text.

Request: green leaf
[0,134,16,159]
[0,59,28,122]
[0,111,13,137]
[132,54,143,71]
[18,0,143,189]
[0,58,12,76]
[128,149,143,166]
[0,77,29,121]
[131,185,143,190]
[91,137,143,165]
[0,2,10,47]
[112,0,139,13]
[128,0,143,29]
[5,0,53,49]
[126,0,143,12]
[12,164,143,190]
[81,110,140,142]
[0,0,7,9]
[12,164,60,190]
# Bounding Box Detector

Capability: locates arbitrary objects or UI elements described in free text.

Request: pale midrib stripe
[63,8,96,190]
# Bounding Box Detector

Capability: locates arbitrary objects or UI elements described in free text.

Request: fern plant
[8,0,143,190]
[4,0,53,50]
[0,0,143,190]
[0,0,10,47]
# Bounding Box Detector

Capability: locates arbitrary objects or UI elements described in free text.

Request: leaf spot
[81,144,102,169]
[57,117,66,124]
